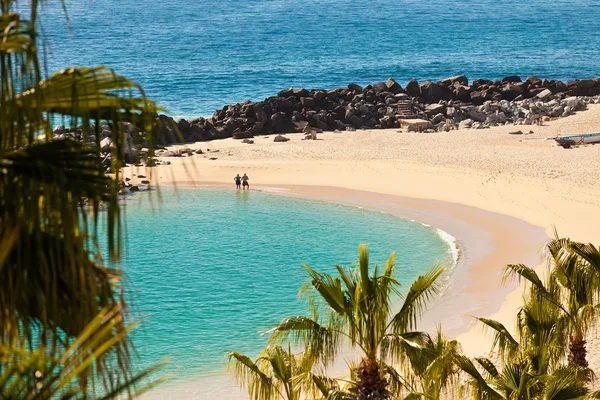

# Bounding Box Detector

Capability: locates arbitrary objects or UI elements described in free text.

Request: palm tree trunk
[568,333,588,368]
[353,356,391,400]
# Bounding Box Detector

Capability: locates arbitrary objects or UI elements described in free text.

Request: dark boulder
[470,91,485,105]
[420,81,442,103]
[372,82,388,92]
[385,78,403,93]
[293,88,309,97]
[404,78,421,97]
[278,87,294,97]
[472,78,493,88]
[253,104,268,123]
[348,83,363,92]
[442,75,468,87]
[453,85,471,102]
[300,97,316,108]
[501,83,526,101]
[348,114,363,128]
[501,75,522,83]
[273,135,289,142]
[232,131,254,139]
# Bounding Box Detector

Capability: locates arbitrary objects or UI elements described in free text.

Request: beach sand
[136,105,600,399]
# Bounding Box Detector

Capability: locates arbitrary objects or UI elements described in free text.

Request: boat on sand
[553,133,600,148]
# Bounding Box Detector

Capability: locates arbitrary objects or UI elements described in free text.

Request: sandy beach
[135,105,600,399]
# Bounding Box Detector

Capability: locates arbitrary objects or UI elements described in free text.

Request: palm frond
[389,266,445,334]
[227,352,276,400]
[267,316,341,367]
[475,317,520,360]
[0,307,167,399]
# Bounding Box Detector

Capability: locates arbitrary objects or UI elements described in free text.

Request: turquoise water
[118,189,451,379]
[36,0,600,117]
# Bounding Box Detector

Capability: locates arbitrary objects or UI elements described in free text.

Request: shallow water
[38,0,600,117]
[116,188,452,380]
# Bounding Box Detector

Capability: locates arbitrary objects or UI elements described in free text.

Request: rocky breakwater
[54,75,600,164]
[164,75,600,139]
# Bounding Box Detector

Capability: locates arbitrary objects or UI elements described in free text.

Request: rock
[385,78,403,93]
[278,88,294,97]
[501,83,526,101]
[536,89,553,100]
[100,137,112,152]
[232,131,254,139]
[550,105,564,117]
[129,185,139,192]
[273,135,289,142]
[442,75,469,86]
[348,114,363,128]
[372,82,388,92]
[501,75,522,83]
[300,97,316,108]
[459,119,473,129]
[469,109,486,122]
[453,85,471,102]
[141,180,150,184]
[195,149,204,154]
[431,113,445,124]
[404,78,421,97]
[293,88,309,97]
[420,80,442,103]
[487,111,507,124]
[509,130,524,135]
[253,105,268,123]
[425,103,446,116]
[348,83,363,92]
[565,96,580,109]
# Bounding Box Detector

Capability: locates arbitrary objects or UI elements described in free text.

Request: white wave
[436,228,461,266]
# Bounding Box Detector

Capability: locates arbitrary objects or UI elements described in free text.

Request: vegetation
[1,0,163,397]
[261,245,448,399]
[228,238,600,400]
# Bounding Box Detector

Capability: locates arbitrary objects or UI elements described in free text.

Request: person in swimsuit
[242,173,249,190]
[234,174,242,189]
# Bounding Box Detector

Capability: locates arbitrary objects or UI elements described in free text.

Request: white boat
[554,133,600,147]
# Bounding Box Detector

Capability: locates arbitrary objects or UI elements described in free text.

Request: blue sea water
[117,189,452,379]
[38,0,600,118]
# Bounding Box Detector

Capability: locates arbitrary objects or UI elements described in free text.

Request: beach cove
[131,105,600,398]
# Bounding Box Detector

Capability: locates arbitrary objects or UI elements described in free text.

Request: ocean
[118,189,453,379]
[38,0,600,118]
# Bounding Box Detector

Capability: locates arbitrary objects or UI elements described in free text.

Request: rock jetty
[54,75,600,157]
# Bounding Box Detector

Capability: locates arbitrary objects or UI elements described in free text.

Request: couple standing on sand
[234,173,250,190]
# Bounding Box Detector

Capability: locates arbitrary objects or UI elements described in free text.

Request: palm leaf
[475,317,520,360]
[227,352,276,400]
[267,316,341,366]
[389,266,445,334]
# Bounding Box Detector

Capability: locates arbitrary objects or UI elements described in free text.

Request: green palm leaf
[389,265,445,334]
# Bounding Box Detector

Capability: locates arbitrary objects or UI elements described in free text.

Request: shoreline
[140,183,547,400]
[134,106,600,398]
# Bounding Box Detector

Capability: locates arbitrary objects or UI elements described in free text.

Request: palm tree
[458,355,593,400]
[544,237,600,367]
[457,273,595,400]
[0,306,167,399]
[228,345,311,400]
[1,0,163,393]
[391,328,461,399]
[267,245,446,400]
